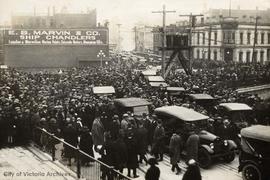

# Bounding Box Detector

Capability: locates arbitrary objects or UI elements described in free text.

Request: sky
[0,0,269,50]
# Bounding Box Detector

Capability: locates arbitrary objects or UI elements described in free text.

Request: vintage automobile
[114,97,152,116]
[217,103,255,133]
[239,125,270,180]
[92,86,115,96]
[188,93,217,113]
[166,87,186,97]
[154,106,237,168]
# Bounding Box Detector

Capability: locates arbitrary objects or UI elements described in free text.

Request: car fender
[227,140,237,150]
[200,144,214,154]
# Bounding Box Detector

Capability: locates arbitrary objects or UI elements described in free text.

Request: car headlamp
[224,140,228,146]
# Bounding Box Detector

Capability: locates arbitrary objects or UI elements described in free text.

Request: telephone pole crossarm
[178,14,203,73]
[152,5,176,78]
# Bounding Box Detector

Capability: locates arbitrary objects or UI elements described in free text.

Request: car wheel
[242,164,262,180]
[224,152,235,163]
[198,148,212,169]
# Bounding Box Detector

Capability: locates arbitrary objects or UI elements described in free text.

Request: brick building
[4,8,109,68]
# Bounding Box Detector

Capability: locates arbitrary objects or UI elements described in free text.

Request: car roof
[114,97,152,107]
[241,125,270,142]
[167,87,186,92]
[219,103,252,111]
[142,70,156,76]
[189,94,214,100]
[147,76,165,82]
[154,106,209,121]
[92,86,115,94]
[149,82,168,87]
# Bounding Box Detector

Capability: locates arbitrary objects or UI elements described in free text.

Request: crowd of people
[1,54,270,179]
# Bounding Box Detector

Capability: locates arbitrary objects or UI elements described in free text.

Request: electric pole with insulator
[179,13,203,72]
[152,5,176,77]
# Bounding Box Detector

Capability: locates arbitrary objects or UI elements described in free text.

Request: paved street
[0,144,243,180]
[137,153,242,180]
[0,146,76,180]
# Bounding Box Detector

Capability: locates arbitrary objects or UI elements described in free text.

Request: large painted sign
[5,29,108,45]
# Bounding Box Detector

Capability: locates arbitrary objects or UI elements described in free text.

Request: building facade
[193,8,270,64]
[4,9,109,68]
[134,25,154,53]
[151,8,270,64]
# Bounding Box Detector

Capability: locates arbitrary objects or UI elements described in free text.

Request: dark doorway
[224,48,234,62]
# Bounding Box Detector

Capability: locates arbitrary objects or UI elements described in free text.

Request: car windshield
[184,120,208,132]
[231,111,253,124]
[246,137,270,158]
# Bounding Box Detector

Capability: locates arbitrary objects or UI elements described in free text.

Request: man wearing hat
[145,158,160,180]
[169,133,183,175]
[110,115,120,140]
[152,120,165,161]
[120,113,129,133]
[182,159,201,180]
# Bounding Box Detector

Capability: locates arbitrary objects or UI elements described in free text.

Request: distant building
[11,8,97,29]
[0,26,9,65]
[152,8,270,64]
[4,8,109,68]
[193,8,270,63]
[134,25,154,53]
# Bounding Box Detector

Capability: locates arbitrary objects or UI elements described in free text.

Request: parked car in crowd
[188,93,217,113]
[217,103,254,128]
[239,125,270,180]
[154,106,237,168]
[92,86,116,96]
[166,86,186,98]
[114,97,152,116]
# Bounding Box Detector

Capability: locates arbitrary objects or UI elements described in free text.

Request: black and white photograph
[0,0,270,180]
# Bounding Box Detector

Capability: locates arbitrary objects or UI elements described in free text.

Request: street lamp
[97,50,106,68]
[116,54,121,64]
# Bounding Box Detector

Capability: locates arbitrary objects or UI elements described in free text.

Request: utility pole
[251,16,260,63]
[116,24,121,52]
[229,0,232,17]
[152,5,176,77]
[179,13,203,72]
[134,26,137,52]
[208,25,212,61]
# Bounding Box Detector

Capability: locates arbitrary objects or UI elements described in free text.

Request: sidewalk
[0,146,76,180]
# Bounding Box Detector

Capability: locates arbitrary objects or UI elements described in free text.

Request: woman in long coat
[152,121,165,161]
[113,129,128,173]
[63,123,78,166]
[79,126,94,166]
[136,123,148,164]
[125,126,139,178]
[169,133,183,174]
[186,133,200,162]
[91,117,105,151]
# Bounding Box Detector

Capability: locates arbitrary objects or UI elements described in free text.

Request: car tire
[224,152,235,163]
[198,148,212,169]
[242,163,262,180]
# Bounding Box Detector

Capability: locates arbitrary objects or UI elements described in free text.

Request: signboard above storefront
[4,29,108,45]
